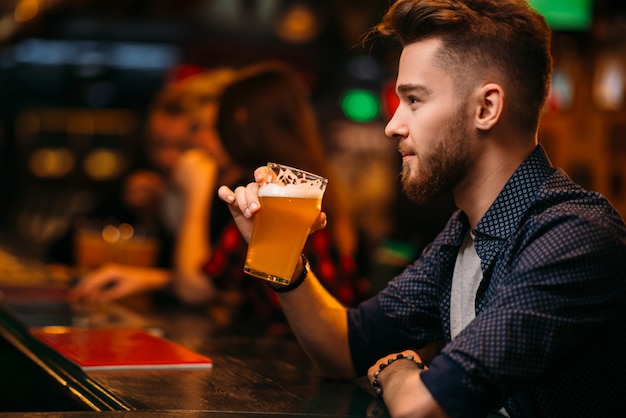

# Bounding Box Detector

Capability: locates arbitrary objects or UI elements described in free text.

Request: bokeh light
[340,89,380,123]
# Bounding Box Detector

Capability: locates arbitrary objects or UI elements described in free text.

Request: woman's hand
[217,166,327,244]
[69,263,170,304]
[171,149,219,198]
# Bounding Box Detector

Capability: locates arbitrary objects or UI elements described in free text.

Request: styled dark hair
[372,0,553,133]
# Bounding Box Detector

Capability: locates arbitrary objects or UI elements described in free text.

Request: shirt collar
[474,145,555,240]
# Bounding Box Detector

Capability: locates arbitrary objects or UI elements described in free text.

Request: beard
[400,106,471,205]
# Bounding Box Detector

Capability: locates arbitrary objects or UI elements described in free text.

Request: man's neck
[453,140,536,228]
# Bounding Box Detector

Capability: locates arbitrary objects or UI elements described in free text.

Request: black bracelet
[266,254,310,293]
[371,353,425,397]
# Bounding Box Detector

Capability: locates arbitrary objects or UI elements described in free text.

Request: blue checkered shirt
[348,146,626,417]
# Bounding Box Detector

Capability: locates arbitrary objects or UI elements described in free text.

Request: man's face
[385,38,472,205]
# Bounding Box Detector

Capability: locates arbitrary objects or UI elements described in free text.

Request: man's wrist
[372,354,425,396]
[266,254,309,293]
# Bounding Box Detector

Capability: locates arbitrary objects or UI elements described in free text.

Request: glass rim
[266,162,328,184]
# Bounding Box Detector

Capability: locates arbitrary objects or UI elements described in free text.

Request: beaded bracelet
[371,353,425,397]
[266,254,310,293]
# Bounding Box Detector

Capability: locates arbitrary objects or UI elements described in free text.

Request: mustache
[398,142,416,156]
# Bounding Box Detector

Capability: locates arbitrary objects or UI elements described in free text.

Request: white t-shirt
[450,231,509,417]
[450,230,482,339]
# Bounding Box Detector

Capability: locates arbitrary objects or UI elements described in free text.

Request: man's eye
[408,96,420,105]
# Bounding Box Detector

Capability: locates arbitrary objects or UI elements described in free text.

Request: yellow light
[40,326,70,335]
[14,0,39,23]
[84,148,127,180]
[101,224,120,244]
[118,223,135,240]
[274,4,319,44]
[28,148,75,178]
[0,16,18,41]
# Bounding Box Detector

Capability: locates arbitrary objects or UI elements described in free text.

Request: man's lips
[399,148,415,163]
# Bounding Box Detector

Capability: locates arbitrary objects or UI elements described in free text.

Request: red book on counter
[31,327,213,371]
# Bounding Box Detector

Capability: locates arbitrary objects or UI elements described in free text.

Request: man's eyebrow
[397,83,430,95]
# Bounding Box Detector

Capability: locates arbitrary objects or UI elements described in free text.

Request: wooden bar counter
[0,252,387,417]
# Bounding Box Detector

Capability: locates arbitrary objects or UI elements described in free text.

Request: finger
[69,282,105,303]
[70,280,105,302]
[95,284,128,303]
[231,186,249,215]
[69,278,96,300]
[218,185,235,204]
[243,183,261,217]
[231,184,260,218]
[311,212,327,233]
[70,268,118,300]
[253,166,270,183]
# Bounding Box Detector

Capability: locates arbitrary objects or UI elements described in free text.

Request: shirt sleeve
[424,211,626,417]
[347,223,459,375]
[348,296,415,375]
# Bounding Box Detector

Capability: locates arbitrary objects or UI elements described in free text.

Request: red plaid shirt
[202,221,370,334]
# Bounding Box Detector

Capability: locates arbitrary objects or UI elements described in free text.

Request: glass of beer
[244,162,328,286]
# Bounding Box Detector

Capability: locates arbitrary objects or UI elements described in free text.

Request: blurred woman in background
[70,67,238,305]
[72,61,370,334]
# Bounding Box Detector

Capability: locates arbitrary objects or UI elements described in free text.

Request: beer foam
[258,182,324,198]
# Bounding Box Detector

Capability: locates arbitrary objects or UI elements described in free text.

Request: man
[218,1,626,417]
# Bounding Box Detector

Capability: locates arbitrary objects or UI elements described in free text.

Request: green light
[341,89,380,122]
[529,0,592,31]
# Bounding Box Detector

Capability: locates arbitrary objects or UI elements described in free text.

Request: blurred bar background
[0,0,624,277]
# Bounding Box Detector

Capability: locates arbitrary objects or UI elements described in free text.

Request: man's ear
[474,83,504,131]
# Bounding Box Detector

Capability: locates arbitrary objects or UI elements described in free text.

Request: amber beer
[244,163,327,285]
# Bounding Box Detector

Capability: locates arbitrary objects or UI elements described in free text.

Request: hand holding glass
[244,162,327,285]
